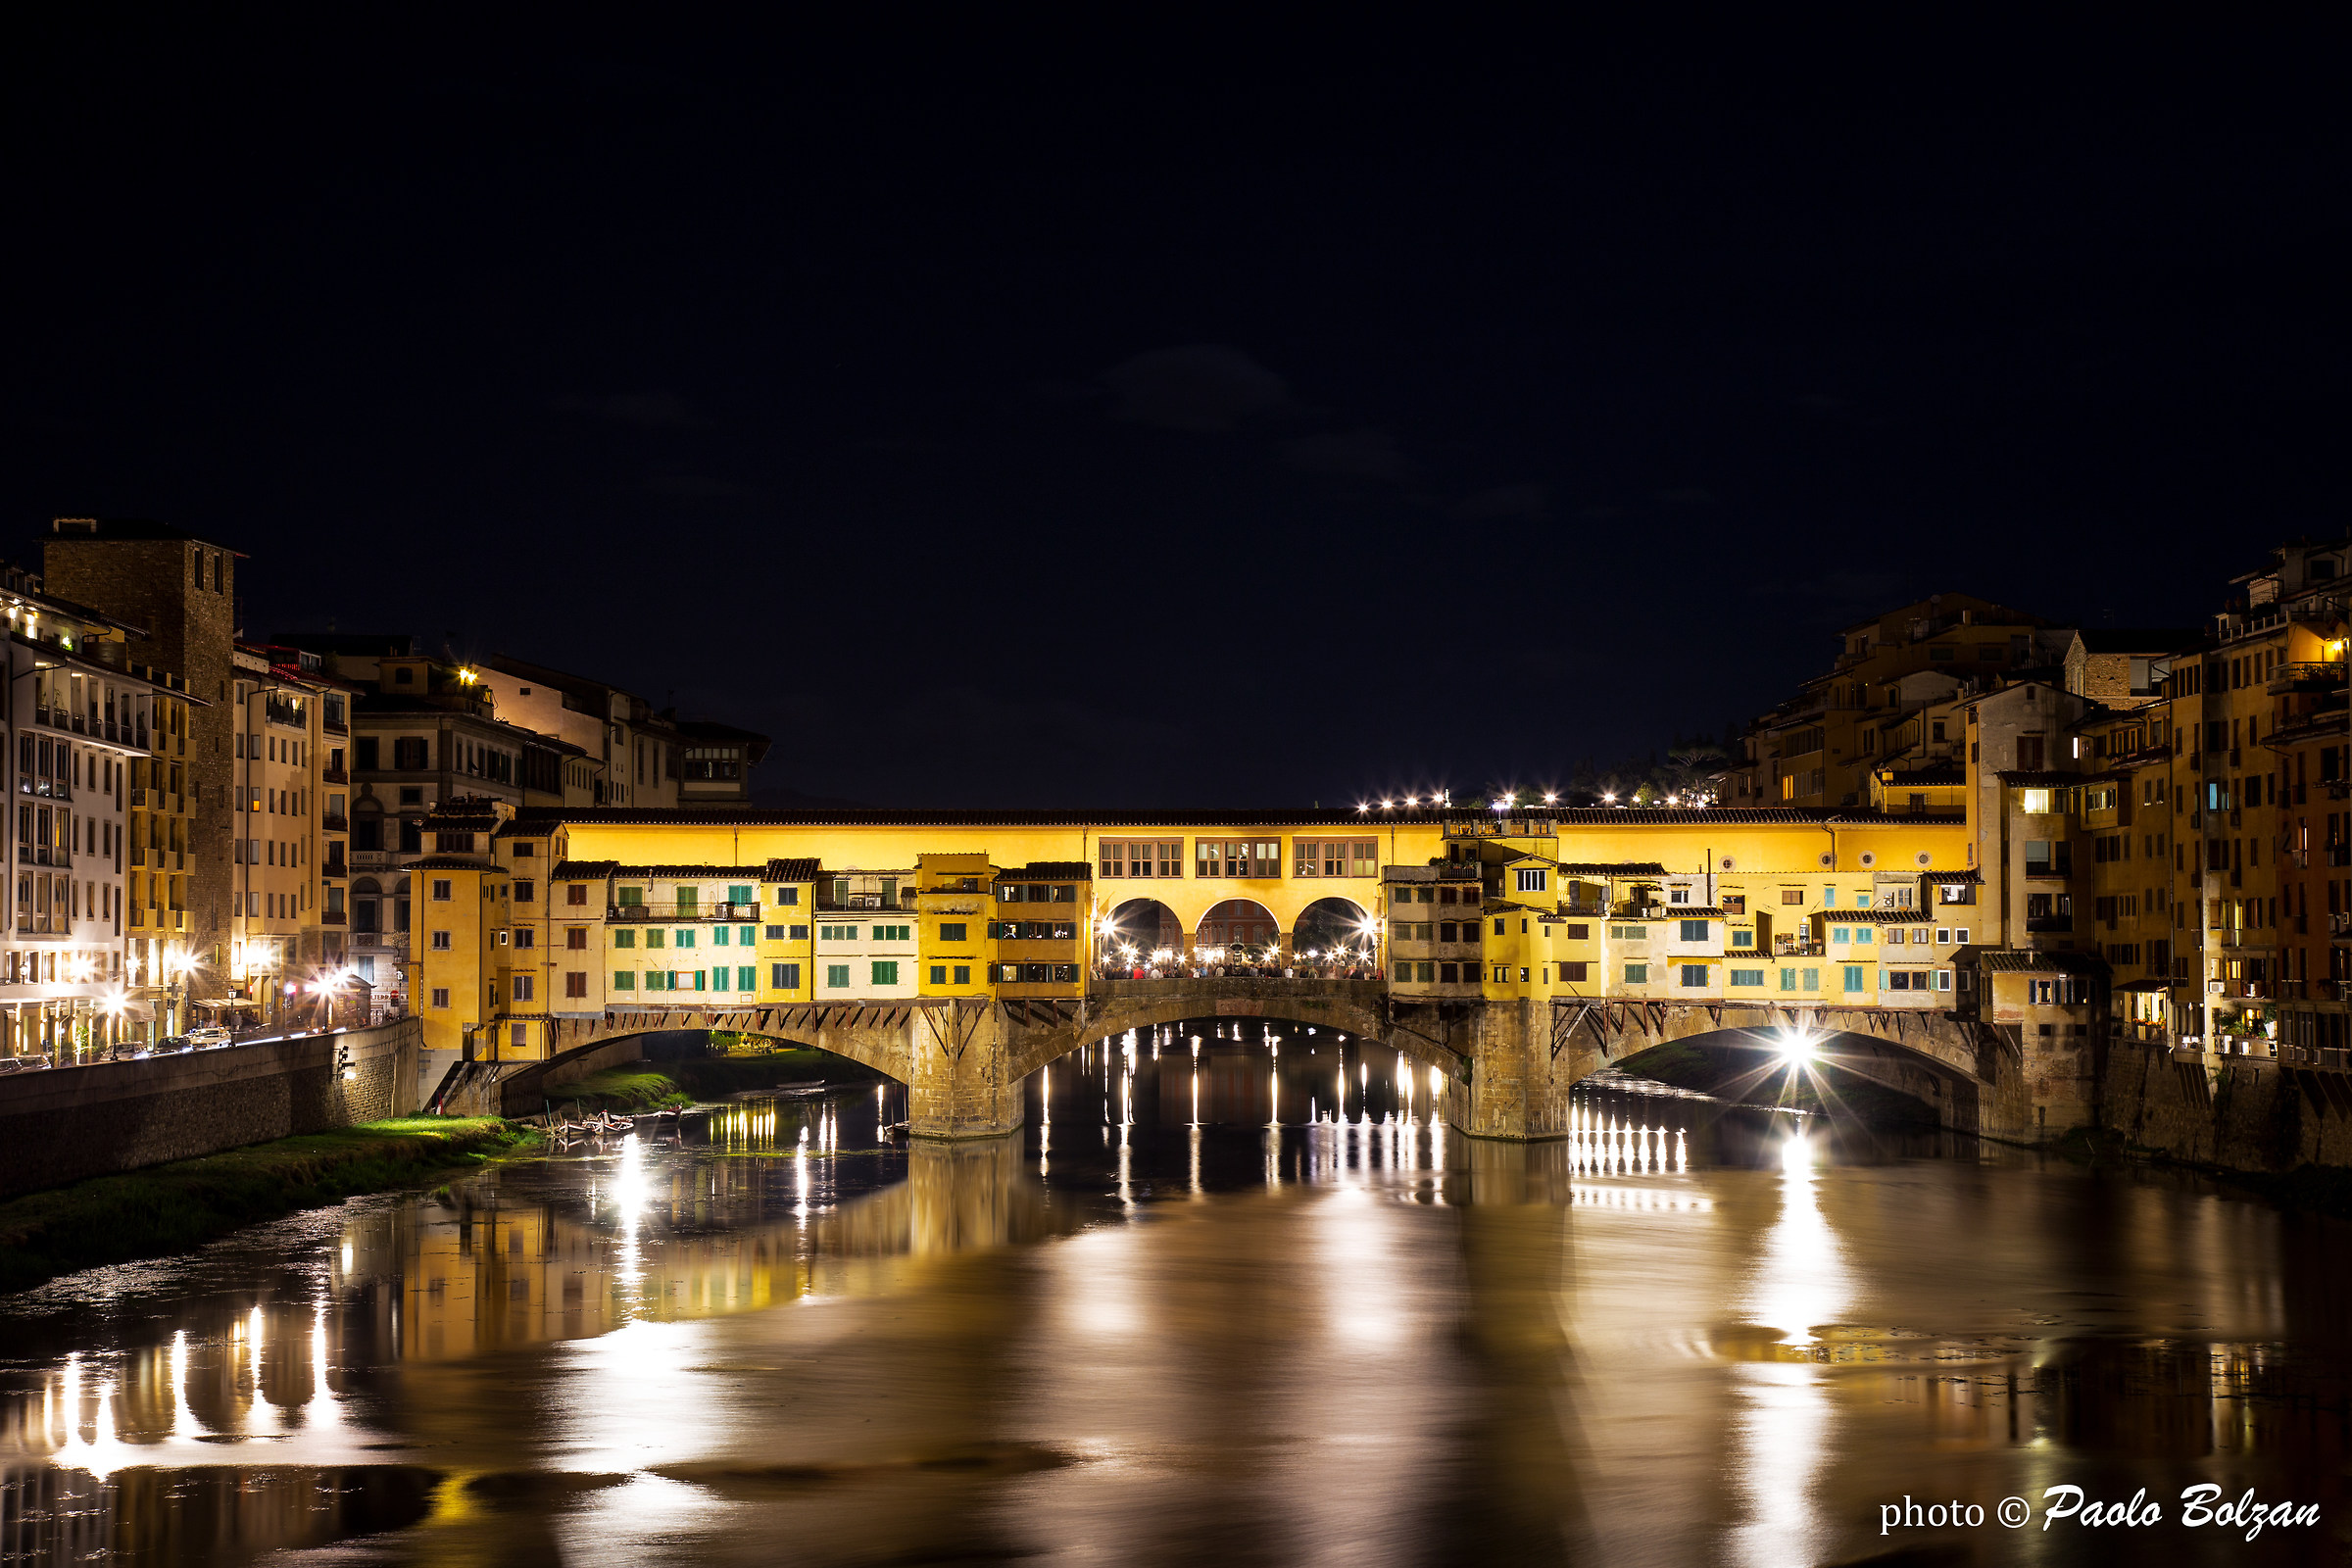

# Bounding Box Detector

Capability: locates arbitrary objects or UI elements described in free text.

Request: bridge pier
[907,1004,1026,1140]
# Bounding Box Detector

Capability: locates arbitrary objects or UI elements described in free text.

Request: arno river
[2,1028,2348,1566]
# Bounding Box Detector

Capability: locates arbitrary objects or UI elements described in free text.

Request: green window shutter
[1843,964,1865,992]
[712,926,728,946]
[740,926,755,945]
[613,971,635,991]
[729,885,754,906]
[953,965,969,985]
[827,964,849,989]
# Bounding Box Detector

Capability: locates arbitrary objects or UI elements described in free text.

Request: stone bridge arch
[1004,978,1464,1082]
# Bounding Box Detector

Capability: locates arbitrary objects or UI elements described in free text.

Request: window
[1934,970,1953,992]
[1679,964,1708,987]
[514,928,535,950]
[1781,889,1804,905]
[871,960,900,986]
[1489,916,1502,935]
[873,924,911,942]
[564,972,587,998]
[1842,964,1866,992]
[613,929,636,949]
[821,924,858,941]
[1730,967,1764,987]
[565,927,587,950]
[1780,967,1797,991]
[1515,867,1547,893]
[1608,923,1645,940]
[1669,886,1690,904]
[765,925,787,940]
[1198,839,1282,878]
[1731,930,1753,948]
[1822,886,1837,906]
[429,987,450,1008]
[429,930,452,951]
[1624,962,1648,983]
[1293,838,1378,877]
[1558,960,1589,982]
[930,964,948,985]
[1952,927,1969,944]
[675,929,695,949]
[772,962,802,990]
[1103,840,1186,878]
[512,975,534,1002]
[789,924,808,941]
[1679,919,1708,942]
[728,884,755,906]
[737,966,756,991]
[952,964,968,984]
[430,879,453,902]
[712,926,729,946]
[826,964,850,989]
[566,884,587,906]
[646,930,665,950]
[1395,961,1413,983]
[774,886,800,906]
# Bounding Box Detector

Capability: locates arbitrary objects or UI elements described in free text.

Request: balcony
[2267,661,2347,695]
[2025,915,2074,933]
[321,765,349,785]
[1772,940,1826,957]
[609,902,760,922]
[321,910,346,925]
[321,812,348,834]
[322,858,348,880]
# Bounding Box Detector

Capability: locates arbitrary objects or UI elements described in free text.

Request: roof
[49,515,243,553]
[1557,861,1668,875]
[1976,950,2108,975]
[1382,863,1484,882]
[1655,906,1726,919]
[999,861,1094,880]
[557,862,780,880]
[493,805,1960,830]
[550,860,619,880]
[402,856,495,872]
[1923,869,1983,885]
[1842,908,1933,924]
[494,819,551,839]
[765,858,820,882]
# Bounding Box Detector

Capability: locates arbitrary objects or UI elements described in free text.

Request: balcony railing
[609,902,760,922]
[2025,915,2074,933]
[2268,661,2347,695]
[321,858,348,880]
[321,765,348,785]
[321,813,348,834]
[321,910,346,925]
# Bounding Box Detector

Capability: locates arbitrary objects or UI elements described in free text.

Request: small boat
[878,1121,910,1142]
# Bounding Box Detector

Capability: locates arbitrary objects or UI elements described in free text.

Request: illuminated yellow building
[412,804,1979,1060]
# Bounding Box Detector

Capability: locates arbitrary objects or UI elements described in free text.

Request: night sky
[7,22,2345,808]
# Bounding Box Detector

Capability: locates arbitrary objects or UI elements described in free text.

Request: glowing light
[1774,1027,1817,1066]
[1543,792,1557,804]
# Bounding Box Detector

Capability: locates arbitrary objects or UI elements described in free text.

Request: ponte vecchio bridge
[414,804,2063,1142]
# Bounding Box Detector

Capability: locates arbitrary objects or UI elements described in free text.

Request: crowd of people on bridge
[1094,946,1380,982]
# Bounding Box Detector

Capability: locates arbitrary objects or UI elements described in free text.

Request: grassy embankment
[0,1117,536,1296]
[551,1045,876,1113]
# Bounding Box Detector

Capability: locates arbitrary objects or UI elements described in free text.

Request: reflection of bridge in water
[487,976,2032,1143]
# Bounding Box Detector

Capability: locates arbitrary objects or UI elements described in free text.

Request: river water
[2,1024,2348,1566]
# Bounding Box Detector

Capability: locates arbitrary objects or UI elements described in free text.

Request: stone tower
[43,518,239,970]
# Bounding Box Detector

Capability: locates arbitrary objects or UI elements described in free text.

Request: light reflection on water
[0,1026,2347,1565]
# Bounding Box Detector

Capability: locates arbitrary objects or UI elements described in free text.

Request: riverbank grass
[554,1048,878,1113]
[0,1117,535,1296]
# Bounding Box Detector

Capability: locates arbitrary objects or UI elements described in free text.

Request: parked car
[185,1026,233,1047]
[158,1035,193,1053]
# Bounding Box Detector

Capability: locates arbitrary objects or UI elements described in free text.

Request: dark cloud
[1281,427,1409,481]
[1101,345,1292,432]
[1446,483,1548,522]
[553,390,694,427]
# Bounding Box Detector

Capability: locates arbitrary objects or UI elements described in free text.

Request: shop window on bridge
[999,882,1078,903]
[1886,969,1930,990]
[2029,976,2089,1004]
[1295,839,1377,878]
[1102,840,1184,878]
[1198,840,1281,879]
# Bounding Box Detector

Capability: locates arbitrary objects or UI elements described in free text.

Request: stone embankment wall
[0,1019,421,1200]
[2103,1039,2352,1171]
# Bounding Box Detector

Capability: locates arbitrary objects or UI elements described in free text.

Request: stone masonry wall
[2103,1039,2352,1172]
[0,1017,419,1199]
